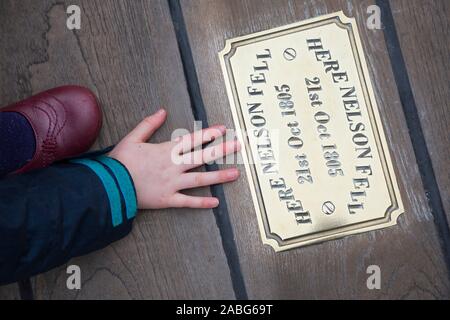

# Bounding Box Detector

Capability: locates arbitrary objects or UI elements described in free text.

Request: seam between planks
[377,0,450,281]
[167,0,248,300]
[18,279,33,300]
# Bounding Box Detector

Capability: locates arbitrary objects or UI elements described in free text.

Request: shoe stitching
[46,90,102,144]
[33,105,56,166]
[41,93,68,136]
[35,98,60,136]
[16,90,97,168]
[33,100,61,166]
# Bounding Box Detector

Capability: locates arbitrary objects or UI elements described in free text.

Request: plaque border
[219,11,404,251]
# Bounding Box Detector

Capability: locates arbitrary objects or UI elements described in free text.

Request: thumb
[125,109,167,142]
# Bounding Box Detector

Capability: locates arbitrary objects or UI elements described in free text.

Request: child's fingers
[125,109,167,142]
[177,168,240,190]
[180,140,241,171]
[170,193,219,208]
[173,125,226,154]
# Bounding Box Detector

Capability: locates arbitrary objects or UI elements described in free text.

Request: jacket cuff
[96,155,138,220]
[69,155,138,227]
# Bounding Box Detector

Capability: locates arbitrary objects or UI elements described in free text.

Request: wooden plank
[390,0,450,221]
[181,0,450,298]
[0,0,235,299]
[0,284,20,300]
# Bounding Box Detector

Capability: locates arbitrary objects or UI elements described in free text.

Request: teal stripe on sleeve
[70,159,123,227]
[96,156,137,219]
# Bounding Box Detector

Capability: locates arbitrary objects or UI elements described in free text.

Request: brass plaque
[219,11,404,251]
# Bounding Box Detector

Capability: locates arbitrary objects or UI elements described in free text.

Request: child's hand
[108,109,241,210]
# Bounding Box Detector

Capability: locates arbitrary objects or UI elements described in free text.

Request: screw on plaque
[322,201,335,215]
[283,48,297,61]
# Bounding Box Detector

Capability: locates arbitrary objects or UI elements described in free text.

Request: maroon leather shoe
[1,86,102,174]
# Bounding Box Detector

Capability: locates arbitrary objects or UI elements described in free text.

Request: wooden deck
[0,0,449,299]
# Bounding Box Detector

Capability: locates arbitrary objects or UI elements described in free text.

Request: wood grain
[0,284,20,300]
[0,0,234,299]
[181,0,450,298]
[390,0,450,221]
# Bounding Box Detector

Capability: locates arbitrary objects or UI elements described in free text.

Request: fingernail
[212,198,220,207]
[227,168,240,179]
[213,124,226,134]
[157,108,166,115]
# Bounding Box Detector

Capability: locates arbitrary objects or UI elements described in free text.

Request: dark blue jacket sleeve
[0,155,137,285]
